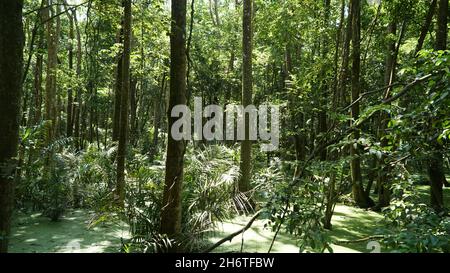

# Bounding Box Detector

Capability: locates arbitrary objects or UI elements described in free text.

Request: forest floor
[8,185,450,253]
[9,210,130,253]
[209,185,450,253]
[208,204,383,253]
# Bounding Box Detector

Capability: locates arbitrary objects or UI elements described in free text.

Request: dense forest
[0,0,449,254]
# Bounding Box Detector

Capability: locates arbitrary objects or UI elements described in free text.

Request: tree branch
[24,1,88,16]
[203,210,261,253]
[335,235,385,244]
[382,73,436,104]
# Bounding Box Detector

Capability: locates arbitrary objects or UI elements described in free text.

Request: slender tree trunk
[32,31,44,125]
[55,4,61,138]
[285,43,307,178]
[72,9,82,150]
[150,73,166,161]
[428,0,448,212]
[160,0,187,246]
[214,0,221,26]
[293,112,307,178]
[435,0,448,51]
[338,0,352,108]
[350,0,373,208]
[0,0,24,253]
[66,13,74,137]
[332,0,345,109]
[239,0,253,195]
[113,9,124,142]
[88,82,95,143]
[115,0,132,207]
[129,78,138,145]
[112,59,123,142]
[318,0,331,161]
[208,0,217,25]
[415,0,437,55]
[376,21,397,209]
[44,0,59,145]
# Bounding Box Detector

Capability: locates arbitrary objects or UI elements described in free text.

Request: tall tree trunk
[129,78,138,145]
[115,0,132,207]
[113,8,124,142]
[160,0,187,246]
[66,12,74,137]
[0,0,24,253]
[415,0,437,55]
[44,0,59,145]
[213,0,221,26]
[112,59,123,142]
[332,0,345,109]
[428,0,448,212]
[55,4,61,138]
[323,0,346,230]
[318,0,331,161]
[376,21,397,209]
[88,82,95,143]
[32,30,44,125]
[350,0,373,208]
[73,8,82,150]
[150,73,166,162]
[208,0,217,25]
[338,0,352,108]
[239,0,253,195]
[435,0,448,51]
[291,46,307,178]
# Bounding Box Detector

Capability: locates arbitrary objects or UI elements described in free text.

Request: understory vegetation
[0,0,449,254]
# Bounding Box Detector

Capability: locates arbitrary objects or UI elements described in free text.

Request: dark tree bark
[291,44,306,178]
[239,0,253,194]
[415,0,437,55]
[428,0,448,212]
[0,0,24,253]
[115,0,132,207]
[338,0,353,108]
[376,21,397,209]
[113,5,125,142]
[160,0,187,243]
[435,0,448,51]
[112,56,123,142]
[318,0,331,161]
[350,0,373,208]
[332,0,345,109]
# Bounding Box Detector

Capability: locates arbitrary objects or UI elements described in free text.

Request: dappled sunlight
[208,204,384,253]
[9,210,130,253]
[1,0,449,256]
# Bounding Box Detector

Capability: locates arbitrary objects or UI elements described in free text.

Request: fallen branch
[203,210,261,253]
[335,235,385,245]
